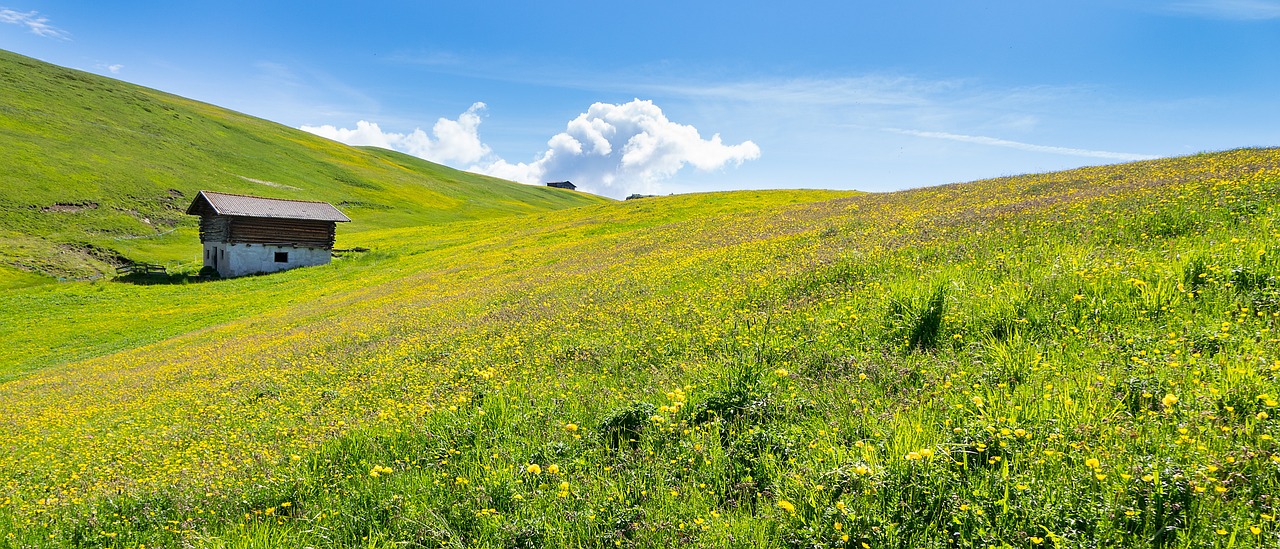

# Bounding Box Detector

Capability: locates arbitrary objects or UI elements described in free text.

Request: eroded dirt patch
[42,202,98,213]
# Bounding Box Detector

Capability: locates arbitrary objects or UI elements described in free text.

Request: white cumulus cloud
[301,102,491,165]
[473,99,760,197]
[0,8,69,39]
[303,99,760,198]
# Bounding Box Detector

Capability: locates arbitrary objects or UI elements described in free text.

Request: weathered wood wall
[199,216,231,242]
[198,215,336,248]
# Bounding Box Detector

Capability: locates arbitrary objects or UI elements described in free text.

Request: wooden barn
[186,190,350,277]
[545,181,576,190]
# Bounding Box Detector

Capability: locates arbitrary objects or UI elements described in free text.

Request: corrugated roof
[186,190,351,222]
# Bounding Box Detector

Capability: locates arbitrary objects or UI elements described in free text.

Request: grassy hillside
[1,148,1278,547]
[0,49,607,283]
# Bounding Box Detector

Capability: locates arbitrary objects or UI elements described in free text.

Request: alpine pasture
[0,49,604,283]
[2,52,1280,548]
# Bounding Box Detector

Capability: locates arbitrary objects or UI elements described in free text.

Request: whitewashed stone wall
[202,242,331,277]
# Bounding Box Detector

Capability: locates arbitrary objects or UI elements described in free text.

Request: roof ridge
[197,189,334,206]
[187,190,351,222]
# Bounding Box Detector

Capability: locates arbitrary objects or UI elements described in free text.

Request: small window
[274,252,289,263]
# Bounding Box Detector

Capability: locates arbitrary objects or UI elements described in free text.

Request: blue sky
[2,1,1279,198]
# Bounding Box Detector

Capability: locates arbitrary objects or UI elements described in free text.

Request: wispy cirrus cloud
[638,75,958,108]
[0,8,69,39]
[1166,0,1280,19]
[385,50,1105,130]
[388,49,959,108]
[247,60,382,122]
[885,128,1158,161]
[393,49,466,67]
[387,50,1103,134]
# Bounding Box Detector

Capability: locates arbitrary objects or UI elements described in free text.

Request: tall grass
[0,149,1278,547]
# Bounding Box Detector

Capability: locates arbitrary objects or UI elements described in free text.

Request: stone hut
[186,190,350,277]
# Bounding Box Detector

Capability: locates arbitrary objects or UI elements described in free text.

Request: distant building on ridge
[545,181,576,190]
[186,190,350,278]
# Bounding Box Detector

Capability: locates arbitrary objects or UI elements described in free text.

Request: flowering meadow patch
[1,149,1280,547]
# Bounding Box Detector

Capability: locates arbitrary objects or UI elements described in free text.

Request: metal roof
[186,190,351,222]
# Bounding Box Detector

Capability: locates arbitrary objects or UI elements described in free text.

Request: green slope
[6,49,1280,548]
[0,49,607,282]
[1,149,1278,547]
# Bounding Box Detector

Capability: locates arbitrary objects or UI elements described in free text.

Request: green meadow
[2,50,1280,548]
[0,49,604,282]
